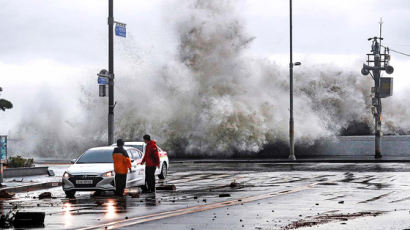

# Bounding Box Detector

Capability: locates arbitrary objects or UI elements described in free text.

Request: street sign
[115,23,126,37]
[379,77,393,98]
[98,76,109,85]
[0,136,7,162]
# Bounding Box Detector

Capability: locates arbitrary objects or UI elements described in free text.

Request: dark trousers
[145,166,156,192]
[115,174,127,196]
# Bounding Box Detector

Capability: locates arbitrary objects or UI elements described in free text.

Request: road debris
[219,193,231,198]
[47,169,55,176]
[128,191,140,198]
[0,190,15,198]
[230,180,240,188]
[281,211,386,229]
[13,212,45,228]
[318,182,338,185]
[156,184,176,191]
[38,192,52,199]
[96,201,104,206]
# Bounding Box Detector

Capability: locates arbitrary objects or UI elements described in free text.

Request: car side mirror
[70,159,76,164]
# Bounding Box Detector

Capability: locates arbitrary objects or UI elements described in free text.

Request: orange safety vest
[112,148,131,174]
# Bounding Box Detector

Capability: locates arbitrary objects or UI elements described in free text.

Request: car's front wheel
[158,164,167,179]
[65,191,76,198]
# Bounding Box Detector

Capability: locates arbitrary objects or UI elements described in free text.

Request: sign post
[0,135,7,184]
[99,0,126,145]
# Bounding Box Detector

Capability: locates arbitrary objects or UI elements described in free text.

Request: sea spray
[10,0,408,158]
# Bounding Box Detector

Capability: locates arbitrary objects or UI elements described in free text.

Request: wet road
[2,162,410,229]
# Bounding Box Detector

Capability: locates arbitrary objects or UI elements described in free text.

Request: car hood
[67,163,113,175]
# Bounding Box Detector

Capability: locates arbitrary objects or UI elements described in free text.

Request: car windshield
[76,148,113,163]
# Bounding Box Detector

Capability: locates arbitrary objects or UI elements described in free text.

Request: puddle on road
[339,173,392,190]
[340,172,355,183]
[326,195,347,200]
[358,191,394,203]
[389,196,410,203]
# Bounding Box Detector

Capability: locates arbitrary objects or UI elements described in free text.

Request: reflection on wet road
[1,162,410,229]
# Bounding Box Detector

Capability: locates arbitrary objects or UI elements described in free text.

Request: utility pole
[288,0,301,160]
[108,0,115,145]
[361,18,394,159]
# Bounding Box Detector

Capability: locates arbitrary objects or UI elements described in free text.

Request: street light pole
[108,0,115,145]
[288,0,296,160]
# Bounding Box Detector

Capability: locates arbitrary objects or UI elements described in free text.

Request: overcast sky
[1,0,409,62]
[1,0,409,133]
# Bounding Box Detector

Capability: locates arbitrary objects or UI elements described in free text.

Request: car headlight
[103,171,114,177]
[63,172,71,179]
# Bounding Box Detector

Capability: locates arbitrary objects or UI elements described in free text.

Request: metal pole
[288,0,296,160]
[0,136,5,184]
[373,38,382,159]
[0,163,3,184]
[108,0,114,145]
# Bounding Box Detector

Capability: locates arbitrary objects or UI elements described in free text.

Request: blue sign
[98,76,109,85]
[0,136,7,161]
[115,24,126,37]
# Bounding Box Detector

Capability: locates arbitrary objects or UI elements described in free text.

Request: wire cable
[381,45,410,57]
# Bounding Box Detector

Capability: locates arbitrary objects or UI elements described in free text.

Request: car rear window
[129,149,143,160]
[126,144,144,152]
[76,149,113,163]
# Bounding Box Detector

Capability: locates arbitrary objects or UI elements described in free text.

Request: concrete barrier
[171,135,410,161]
[0,182,61,193]
[314,135,410,157]
[4,167,49,178]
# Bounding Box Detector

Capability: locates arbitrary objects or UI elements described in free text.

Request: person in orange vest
[112,139,131,196]
[141,134,160,193]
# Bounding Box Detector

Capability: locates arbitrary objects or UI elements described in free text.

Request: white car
[62,146,146,197]
[112,141,169,180]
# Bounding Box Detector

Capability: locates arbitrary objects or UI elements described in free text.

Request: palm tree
[0,99,12,111]
[0,87,13,111]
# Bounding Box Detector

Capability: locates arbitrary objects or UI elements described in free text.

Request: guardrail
[4,167,49,178]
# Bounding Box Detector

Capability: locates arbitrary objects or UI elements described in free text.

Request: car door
[134,149,146,186]
[155,147,163,175]
[126,149,139,187]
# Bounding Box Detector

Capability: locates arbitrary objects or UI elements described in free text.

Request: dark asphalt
[1,162,410,229]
